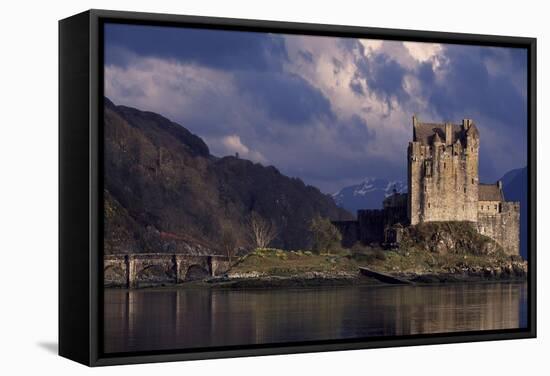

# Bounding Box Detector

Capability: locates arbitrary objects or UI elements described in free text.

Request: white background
[0,0,547,374]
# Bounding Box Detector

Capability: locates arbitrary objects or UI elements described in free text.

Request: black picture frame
[59,9,537,366]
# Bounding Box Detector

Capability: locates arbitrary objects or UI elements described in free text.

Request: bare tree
[220,224,238,264]
[248,211,278,249]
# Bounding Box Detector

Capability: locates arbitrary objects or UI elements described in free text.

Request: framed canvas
[59,9,537,366]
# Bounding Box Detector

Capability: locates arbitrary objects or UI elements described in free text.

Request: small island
[213,221,527,288]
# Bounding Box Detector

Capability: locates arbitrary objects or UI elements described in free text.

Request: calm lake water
[104,282,527,354]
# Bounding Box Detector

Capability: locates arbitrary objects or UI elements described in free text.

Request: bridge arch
[103,253,232,288]
[103,264,126,287]
[136,264,176,285]
[184,264,210,281]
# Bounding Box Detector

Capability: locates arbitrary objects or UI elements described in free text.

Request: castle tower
[407,116,479,225]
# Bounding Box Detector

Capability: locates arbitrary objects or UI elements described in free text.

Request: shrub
[309,215,342,254]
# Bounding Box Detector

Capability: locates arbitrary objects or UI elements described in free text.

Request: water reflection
[104,282,527,354]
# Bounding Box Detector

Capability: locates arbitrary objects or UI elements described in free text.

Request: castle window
[464,187,466,193]
[471,178,474,184]
[428,203,431,208]
[494,205,497,210]
[443,162,446,169]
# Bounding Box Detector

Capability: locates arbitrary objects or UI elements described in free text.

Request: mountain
[500,166,528,259]
[332,178,407,215]
[103,98,352,255]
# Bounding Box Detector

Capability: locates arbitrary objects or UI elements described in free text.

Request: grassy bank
[227,243,526,284]
[229,248,359,277]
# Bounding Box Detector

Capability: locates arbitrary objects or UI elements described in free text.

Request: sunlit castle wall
[408,117,479,225]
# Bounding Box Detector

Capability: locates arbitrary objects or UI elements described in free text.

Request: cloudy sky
[104,23,528,194]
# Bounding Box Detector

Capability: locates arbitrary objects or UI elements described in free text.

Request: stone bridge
[104,254,231,288]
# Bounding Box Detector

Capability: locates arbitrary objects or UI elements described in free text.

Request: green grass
[230,248,359,276]
[230,242,519,278]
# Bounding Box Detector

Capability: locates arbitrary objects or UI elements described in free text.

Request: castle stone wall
[333,194,408,248]
[384,193,408,226]
[332,220,359,247]
[477,202,520,255]
[358,210,385,245]
[479,200,501,215]
[408,119,479,224]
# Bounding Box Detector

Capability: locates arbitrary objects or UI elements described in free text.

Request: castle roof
[413,122,466,145]
[478,184,504,202]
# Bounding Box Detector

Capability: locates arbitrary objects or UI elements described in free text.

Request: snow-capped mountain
[332,178,407,215]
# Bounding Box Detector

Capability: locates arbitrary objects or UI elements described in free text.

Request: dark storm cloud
[235,72,336,125]
[417,61,435,86]
[349,41,409,106]
[413,45,527,181]
[283,149,406,194]
[349,77,365,96]
[425,46,526,128]
[259,111,381,193]
[104,23,288,71]
[105,23,335,128]
[363,54,409,104]
[105,24,528,192]
[340,115,373,150]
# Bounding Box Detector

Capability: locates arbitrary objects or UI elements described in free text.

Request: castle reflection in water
[103,283,527,354]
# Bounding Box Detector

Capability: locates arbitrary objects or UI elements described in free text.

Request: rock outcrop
[401,221,503,255]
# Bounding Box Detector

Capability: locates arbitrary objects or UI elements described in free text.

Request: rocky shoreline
[105,261,527,289]
[405,260,528,283]
[103,245,528,289]
[205,264,527,288]
[197,250,528,288]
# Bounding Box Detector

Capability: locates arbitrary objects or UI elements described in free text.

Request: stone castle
[333,116,520,255]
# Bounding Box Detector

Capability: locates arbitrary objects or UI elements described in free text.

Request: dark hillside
[103,98,352,254]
